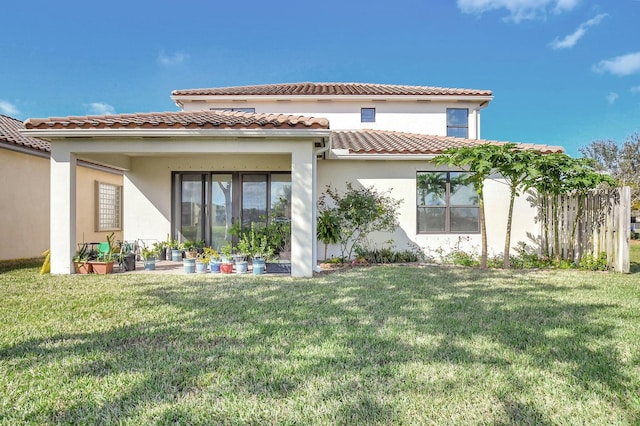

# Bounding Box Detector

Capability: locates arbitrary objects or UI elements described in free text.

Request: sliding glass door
[211,174,233,249]
[173,172,291,249]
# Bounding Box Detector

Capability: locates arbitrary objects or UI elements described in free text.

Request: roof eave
[21,127,332,140]
[328,149,439,160]
[172,94,495,108]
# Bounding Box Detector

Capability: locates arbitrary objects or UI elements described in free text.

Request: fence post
[616,186,631,273]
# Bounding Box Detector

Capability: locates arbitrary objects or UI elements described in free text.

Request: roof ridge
[171,82,493,97]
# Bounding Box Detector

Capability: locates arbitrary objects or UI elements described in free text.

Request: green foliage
[237,223,275,261]
[580,133,640,208]
[166,234,180,250]
[317,209,341,260]
[491,144,541,268]
[446,249,480,267]
[579,252,609,271]
[353,244,420,264]
[197,247,219,264]
[318,183,401,260]
[73,243,91,263]
[632,231,640,240]
[432,144,508,268]
[322,256,345,264]
[220,242,233,260]
[141,246,158,261]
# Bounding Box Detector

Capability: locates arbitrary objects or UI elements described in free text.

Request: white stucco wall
[181,100,482,138]
[316,159,540,261]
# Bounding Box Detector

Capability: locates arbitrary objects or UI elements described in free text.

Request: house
[21,82,563,276]
[0,114,123,261]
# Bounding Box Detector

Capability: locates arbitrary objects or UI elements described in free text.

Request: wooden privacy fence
[540,186,630,273]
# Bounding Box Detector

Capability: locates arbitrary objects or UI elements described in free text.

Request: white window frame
[361,108,376,123]
[95,181,123,231]
[446,108,469,138]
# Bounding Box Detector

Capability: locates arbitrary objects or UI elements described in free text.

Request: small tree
[317,209,341,260]
[493,144,540,268]
[433,144,505,269]
[318,183,401,260]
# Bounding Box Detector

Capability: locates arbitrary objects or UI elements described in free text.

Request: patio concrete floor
[120,260,289,275]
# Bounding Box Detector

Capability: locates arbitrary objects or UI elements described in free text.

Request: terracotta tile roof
[172,82,492,97]
[332,130,564,155]
[0,114,50,152]
[24,110,330,130]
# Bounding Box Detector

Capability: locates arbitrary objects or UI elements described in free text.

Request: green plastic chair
[96,242,110,259]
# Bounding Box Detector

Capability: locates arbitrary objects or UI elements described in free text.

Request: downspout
[313,136,330,272]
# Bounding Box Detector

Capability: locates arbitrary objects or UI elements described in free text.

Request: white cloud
[157,50,189,66]
[86,102,115,115]
[631,86,640,94]
[606,92,619,105]
[457,0,580,22]
[549,13,607,49]
[0,100,19,116]
[593,52,640,76]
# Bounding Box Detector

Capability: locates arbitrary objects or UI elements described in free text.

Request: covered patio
[23,110,331,277]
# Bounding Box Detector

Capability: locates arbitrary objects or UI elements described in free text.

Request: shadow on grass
[1,267,638,423]
[0,257,44,274]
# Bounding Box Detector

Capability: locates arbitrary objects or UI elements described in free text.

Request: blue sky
[1,0,638,156]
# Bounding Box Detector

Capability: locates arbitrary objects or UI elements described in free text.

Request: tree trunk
[553,195,560,261]
[503,187,516,269]
[541,195,550,257]
[479,192,488,269]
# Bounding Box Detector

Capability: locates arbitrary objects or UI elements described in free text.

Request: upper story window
[446,108,468,138]
[417,171,479,233]
[96,181,122,231]
[361,108,376,123]
[210,107,256,113]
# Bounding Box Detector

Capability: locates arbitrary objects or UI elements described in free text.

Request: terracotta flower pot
[74,261,92,274]
[220,263,234,274]
[90,261,114,275]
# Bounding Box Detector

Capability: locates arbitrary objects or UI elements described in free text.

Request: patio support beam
[290,143,315,277]
[50,144,77,274]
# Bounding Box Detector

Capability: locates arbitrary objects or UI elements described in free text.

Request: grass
[1,261,639,424]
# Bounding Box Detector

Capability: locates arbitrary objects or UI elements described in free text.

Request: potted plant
[203,247,221,273]
[153,240,167,261]
[195,247,216,274]
[242,225,275,275]
[220,242,234,274]
[234,239,250,274]
[73,243,93,274]
[119,241,136,272]
[165,235,180,261]
[90,232,116,274]
[142,246,158,271]
[264,218,291,273]
[182,240,198,259]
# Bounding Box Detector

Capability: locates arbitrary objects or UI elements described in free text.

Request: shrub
[579,252,609,271]
[446,249,479,267]
[354,246,420,264]
[318,183,401,260]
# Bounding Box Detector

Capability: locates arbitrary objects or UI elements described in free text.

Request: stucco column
[290,143,315,277]
[50,145,77,274]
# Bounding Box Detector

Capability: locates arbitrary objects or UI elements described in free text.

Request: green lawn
[1,263,639,424]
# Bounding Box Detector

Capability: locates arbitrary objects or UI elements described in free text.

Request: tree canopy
[579,133,640,210]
